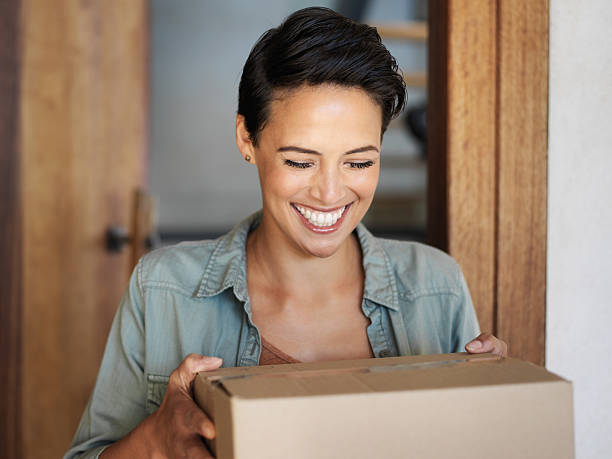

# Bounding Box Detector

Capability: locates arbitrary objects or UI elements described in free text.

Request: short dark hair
[238,7,406,145]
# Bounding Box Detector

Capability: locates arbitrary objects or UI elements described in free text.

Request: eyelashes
[284,159,312,169]
[350,161,374,169]
[284,159,374,169]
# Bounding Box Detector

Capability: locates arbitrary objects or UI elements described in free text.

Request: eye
[284,159,313,169]
[348,160,374,169]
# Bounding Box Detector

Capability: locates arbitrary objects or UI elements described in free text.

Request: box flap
[196,353,566,400]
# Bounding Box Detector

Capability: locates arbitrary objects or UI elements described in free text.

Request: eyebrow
[277,145,379,155]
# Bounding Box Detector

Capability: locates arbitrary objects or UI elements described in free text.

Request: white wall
[547,2,612,458]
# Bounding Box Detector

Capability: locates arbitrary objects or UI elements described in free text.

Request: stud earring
[245,155,251,162]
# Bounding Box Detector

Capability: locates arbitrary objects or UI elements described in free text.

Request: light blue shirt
[65,211,480,458]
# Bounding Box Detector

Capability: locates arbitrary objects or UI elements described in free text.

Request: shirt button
[378,349,392,358]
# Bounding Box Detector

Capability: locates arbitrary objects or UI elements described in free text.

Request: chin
[293,225,356,259]
[301,241,343,259]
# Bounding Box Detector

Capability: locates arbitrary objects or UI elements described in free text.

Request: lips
[292,203,351,233]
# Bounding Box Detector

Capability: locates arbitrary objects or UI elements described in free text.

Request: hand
[148,354,223,458]
[465,332,508,357]
[102,354,223,458]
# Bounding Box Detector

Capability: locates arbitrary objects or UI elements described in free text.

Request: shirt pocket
[146,374,169,414]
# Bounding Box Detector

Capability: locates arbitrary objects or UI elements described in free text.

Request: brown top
[259,336,302,365]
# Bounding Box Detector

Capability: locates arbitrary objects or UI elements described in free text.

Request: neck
[246,213,364,300]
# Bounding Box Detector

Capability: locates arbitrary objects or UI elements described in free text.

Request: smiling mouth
[291,203,351,233]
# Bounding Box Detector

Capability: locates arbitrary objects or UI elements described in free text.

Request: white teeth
[294,205,347,227]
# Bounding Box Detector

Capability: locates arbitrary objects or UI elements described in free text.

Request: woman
[66,7,507,458]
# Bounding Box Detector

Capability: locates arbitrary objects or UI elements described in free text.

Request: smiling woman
[65,7,506,459]
[238,85,382,259]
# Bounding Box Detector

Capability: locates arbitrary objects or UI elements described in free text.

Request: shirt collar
[195,211,258,303]
[355,224,400,311]
[196,210,399,311]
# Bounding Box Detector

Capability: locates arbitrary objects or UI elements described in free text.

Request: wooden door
[427,0,549,365]
[0,1,149,458]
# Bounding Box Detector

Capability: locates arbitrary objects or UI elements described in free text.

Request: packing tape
[206,354,500,384]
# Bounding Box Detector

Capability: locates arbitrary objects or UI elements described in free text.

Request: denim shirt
[65,211,480,458]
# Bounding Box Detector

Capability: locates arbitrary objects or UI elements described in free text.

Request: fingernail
[202,356,222,365]
[467,341,482,350]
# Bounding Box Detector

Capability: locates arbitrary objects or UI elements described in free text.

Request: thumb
[172,354,223,391]
[188,355,224,374]
[465,333,494,353]
[466,339,482,352]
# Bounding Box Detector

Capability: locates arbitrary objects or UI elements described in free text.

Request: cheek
[260,164,305,199]
[350,169,379,200]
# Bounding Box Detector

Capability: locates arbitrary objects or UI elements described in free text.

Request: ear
[235,114,256,164]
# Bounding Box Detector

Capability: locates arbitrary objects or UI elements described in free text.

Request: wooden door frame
[427,0,549,365]
[1,1,149,457]
[0,0,23,456]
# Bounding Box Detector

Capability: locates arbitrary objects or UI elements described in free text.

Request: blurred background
[150,0,430,244]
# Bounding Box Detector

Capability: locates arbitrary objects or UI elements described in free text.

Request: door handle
[105,226,159,253]
[106,226,132,252]
[105,190,159,260]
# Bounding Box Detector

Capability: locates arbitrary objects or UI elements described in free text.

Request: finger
[465,333,495,353]
[183,354,223,375]
[476,333,508,357]
[182,436,215,459]
[171,354,223,390]
[185,403,217,440]
[496,338,509,357]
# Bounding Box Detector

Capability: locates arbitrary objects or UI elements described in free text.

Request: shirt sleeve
[451,266,481,352]
[64,260,149,458]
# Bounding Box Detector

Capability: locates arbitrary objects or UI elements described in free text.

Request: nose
[310,163,346,205]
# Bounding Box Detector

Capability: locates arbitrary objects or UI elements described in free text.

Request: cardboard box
[194,352,573,459]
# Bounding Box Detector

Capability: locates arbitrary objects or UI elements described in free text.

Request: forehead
[262,84,383,146]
